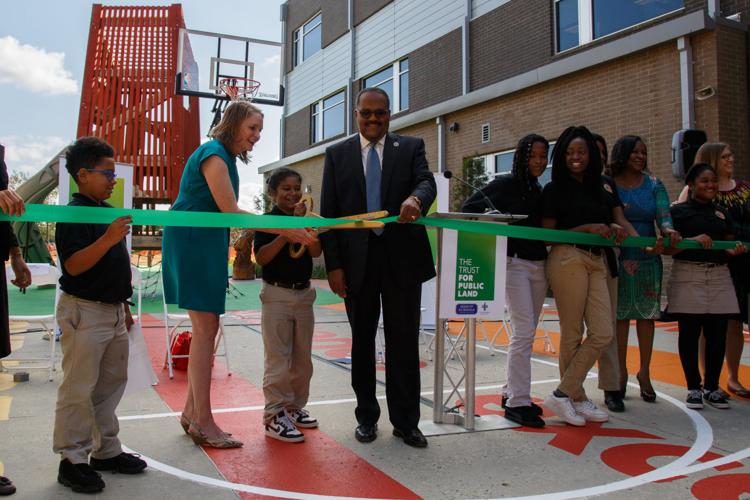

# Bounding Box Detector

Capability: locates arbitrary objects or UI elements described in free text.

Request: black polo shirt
[253,206,312,284]
[462,174,547,261]
[542,176,622,233]
[670,199,731,264]
[55,193,132,303]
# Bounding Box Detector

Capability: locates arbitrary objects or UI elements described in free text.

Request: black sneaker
[504,405,545,428]
[58,459,105,493]
[703,389,730,409]
[502,395,543,416]
[686,390,704,410]
[90,452,147,474]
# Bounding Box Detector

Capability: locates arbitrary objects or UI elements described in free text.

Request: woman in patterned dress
[677,142,750,397]
[610,136,681,402]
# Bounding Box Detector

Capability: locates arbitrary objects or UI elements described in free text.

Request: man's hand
[102,216,132,248]
[0,189,25,217]
[691,234,713,249]
[397,196,421,223]
[609,223,628,244]
[327,268,347,298]
[10,252,31,290]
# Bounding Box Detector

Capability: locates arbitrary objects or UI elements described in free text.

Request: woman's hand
[644,235,664,255]
[727,242,748,256]
[587,223,612,238]
[663,228,682,248]
[609,223,628,244]
[690,234,713,249]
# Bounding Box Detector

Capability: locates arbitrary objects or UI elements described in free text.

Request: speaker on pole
[671,129,707,179]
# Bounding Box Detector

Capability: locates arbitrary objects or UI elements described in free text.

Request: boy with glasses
[53,137,145,493]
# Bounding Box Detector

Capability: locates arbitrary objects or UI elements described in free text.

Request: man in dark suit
[320,88,436,448]
[0,144,30,496]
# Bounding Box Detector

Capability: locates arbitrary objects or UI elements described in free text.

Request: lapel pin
[393,141,399,147]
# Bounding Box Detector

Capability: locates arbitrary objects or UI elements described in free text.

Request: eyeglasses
[86,169,117,181]
[356,109,389,119]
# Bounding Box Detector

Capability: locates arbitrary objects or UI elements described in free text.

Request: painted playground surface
[2,280,750,499]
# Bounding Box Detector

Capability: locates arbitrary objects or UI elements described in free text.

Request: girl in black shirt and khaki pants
[665,163,746,410]
[542,126,630,426]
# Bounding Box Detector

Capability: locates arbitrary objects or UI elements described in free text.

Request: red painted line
[139,314,419,499]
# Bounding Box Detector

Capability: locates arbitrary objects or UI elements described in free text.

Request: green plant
[451,155,489,211]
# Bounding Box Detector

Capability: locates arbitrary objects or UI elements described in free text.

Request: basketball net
[218,77,260,102]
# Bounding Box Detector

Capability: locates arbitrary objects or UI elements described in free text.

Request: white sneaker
[288,408,318,428]
[265,410,305,443]
[573,399,609,422]
[544,394,585,426]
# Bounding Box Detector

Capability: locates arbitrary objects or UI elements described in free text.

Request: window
[555,0,684,52]
[486,143,555,186]
[362,59,409,114]
[311,90,345,143]
[293,13,322,66]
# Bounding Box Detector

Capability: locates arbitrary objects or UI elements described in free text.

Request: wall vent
[481,123,491,144]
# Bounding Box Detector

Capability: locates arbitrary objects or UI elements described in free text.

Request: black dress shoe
[604,391,625,413]
[393,428,428,448]
[504,405,545,428]
[90,452,147,474]
[355,423,377,443]
[502,395,543,416]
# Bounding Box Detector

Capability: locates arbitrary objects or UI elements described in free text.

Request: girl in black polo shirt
[462,133,549,429]
[254,168,321,442]
[542,126,629,427]
[665,163,746,410]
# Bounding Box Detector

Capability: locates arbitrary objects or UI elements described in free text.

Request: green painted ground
[8,272,342,316]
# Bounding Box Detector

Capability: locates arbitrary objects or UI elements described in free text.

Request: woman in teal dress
[610,136,681,402]
[162,102,313,447]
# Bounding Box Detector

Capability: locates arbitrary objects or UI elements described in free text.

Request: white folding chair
[161,273,231,379]
[4,263,61,381]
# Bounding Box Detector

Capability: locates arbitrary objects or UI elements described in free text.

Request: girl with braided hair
[462,133,549,428]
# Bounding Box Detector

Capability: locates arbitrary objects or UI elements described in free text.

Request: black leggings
[677,314,728,391]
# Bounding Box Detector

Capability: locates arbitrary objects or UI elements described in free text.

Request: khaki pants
[260,283,316,423]
[546,245,614,401]
[597,271,621,391]
[53,293,129,464]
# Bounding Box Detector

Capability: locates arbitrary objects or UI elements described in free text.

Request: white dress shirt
[359,133,385,177]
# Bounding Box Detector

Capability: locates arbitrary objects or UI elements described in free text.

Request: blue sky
[0,0,284,208]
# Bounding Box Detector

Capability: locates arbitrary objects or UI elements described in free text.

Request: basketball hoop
[218,77,260,102]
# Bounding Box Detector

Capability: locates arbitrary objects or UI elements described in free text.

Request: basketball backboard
[176,28,284,106]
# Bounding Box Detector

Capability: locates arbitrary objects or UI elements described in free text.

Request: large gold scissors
[289,193,388,259]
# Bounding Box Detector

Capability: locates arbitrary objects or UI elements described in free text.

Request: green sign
[455,231,496,301]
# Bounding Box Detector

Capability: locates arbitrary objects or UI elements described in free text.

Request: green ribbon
[1,204,747,251]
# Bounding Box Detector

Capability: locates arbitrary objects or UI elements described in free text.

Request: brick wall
[721,0,750,15]
[409,28,463,112]
[470,0,553,91]
[284,0,349,74]
[716,24,750,177]
[283,106,311,157]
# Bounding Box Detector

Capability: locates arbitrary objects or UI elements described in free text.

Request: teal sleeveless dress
[162,140,239,314]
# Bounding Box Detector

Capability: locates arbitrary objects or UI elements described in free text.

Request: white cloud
[237,180,265,212]
[262,54,281,68]
[1,135,69,176]
[0,36,78,95]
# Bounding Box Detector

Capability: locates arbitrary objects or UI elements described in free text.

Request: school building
[259,0,750,207]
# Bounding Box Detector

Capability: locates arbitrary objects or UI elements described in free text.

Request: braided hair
[511,134,549,196]
[550,126,603,197]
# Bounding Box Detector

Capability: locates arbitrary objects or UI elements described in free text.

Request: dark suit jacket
[0,148,19,263]
[320,133,437,294]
